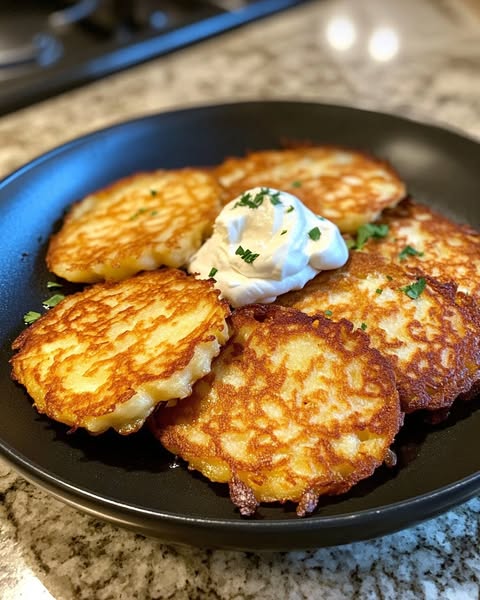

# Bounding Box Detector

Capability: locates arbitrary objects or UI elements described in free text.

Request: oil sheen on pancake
[152,304,401,517]
[278,252,480,414]
[214,146,406,233]
[361,198,480,298]
[11,269,230,434]
[47,169,223,283]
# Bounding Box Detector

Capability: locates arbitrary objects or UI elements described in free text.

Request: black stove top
[0,0,306,115]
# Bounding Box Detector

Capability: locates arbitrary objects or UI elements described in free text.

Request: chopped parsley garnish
[208,267,218,278]
[150,189,157,196]
[269,191,282,205]
[398,245,424,261]
[324,309,333,317]
[150,210,158,217]
[234,192,254,208]
[129,208,148,220]
[401,277,426,299]
[291,181,302,188]
[351,223,389,250]
[235,246,259,264]
[23,289,68,325]
[43,294,65,309]
[23,311,41,325]
[234,188,273,209]
[346,238,356,250]
[281,229,287,235]
[286,205,295,213]
[375,288,383,295]
[386,275,393,281]
[360,322,367,331]
[308,227,321,241]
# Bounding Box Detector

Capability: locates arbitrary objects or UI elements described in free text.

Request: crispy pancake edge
[214,146,407,233]
[278,252,480,414]
[11,269,231,434]
[153,303,402,516]
[46,169,225,283]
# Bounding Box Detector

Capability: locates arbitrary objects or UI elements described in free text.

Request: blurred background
[0,0,479,179]
[0,0,309,115]
[1,1,479,116]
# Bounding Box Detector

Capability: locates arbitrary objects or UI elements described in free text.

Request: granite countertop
[1,0,480,598]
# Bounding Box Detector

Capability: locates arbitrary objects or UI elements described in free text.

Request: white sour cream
[188,187,348,307]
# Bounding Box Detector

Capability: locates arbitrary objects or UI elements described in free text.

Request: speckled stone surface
[1,0,480,598]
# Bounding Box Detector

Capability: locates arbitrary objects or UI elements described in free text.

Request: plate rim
[1,99,480,548]
[2,437,480,528]
[2,99,480,190]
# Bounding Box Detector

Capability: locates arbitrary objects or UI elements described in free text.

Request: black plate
[1,101,480,551]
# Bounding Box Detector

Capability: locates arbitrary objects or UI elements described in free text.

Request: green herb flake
[401,277,426,300]
[398,245,424,261]
[280,229,288,235]
[360,322,367,331]
[308,227,321,241]
[352,223,389,250]
[324,309,333,317]
[208,267,218,278]
[150,189,157,196]
[291,180,302,188]
[346,238,356,250]
[150,210,158,217]
[286,205,295,213]
[235,246,259,264]
[386,275,393,281]
[234,188,272,210]
[43,294,65,309]
[47,281,63,289]
[129,208,148,221]
[375,288,383,295]
[269,191,282,206]
[23,311,41,325]
[234,192,252,208]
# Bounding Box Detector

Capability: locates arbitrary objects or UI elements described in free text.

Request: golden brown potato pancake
[11,269,230,434]
[214,146,406,233]
[278,252,480,414]
[152,304,401,517]
[47,169,223,283]
[361,198,480,298]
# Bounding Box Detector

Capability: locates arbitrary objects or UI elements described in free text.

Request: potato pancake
[278,252,480,414]
[361,198,480,298]
[214,147,406,233]
[11,269,230,434]
[46,169,223,283]
[152,304,401,516]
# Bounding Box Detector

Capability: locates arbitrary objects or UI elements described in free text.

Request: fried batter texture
[11,269,230,434]
[47,169,223,283]
[152,304,401,516]
[278,252,480,414]
[214,146,406,233]
[361,198,480,298]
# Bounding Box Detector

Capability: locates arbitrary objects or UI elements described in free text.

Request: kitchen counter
[1,0,480,598]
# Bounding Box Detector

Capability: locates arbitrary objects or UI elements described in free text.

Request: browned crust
[278,252,480,414]
[214,146,406,233]
[46,169,225,282]
[11,269,230,429]
[153,304,401,516]
[363,197,480,298]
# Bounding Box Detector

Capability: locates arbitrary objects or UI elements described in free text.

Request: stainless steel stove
[0,0,306,115]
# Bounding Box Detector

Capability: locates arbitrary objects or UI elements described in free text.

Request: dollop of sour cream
[188,187,348,307]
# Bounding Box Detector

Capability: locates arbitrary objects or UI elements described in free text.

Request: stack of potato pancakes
[11,146,480,517]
